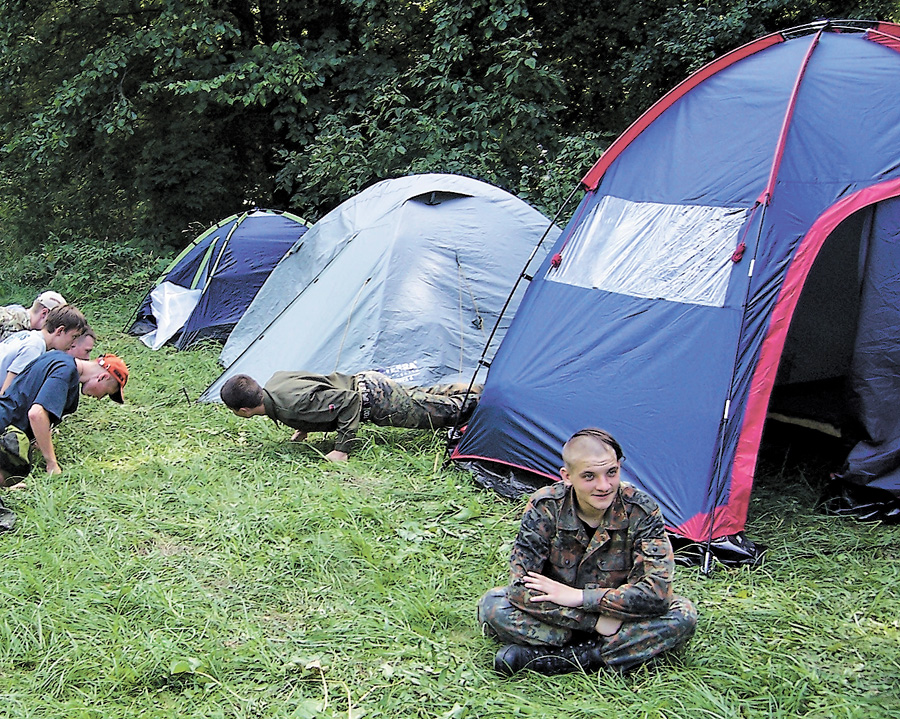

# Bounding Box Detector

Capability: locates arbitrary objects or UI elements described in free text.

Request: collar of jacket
[262,390,279,423]
[557,484,629,533]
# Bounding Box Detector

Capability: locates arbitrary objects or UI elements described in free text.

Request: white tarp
[140,282,202,350]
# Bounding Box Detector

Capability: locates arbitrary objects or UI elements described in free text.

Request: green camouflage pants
[356,371,481,430]
[0,426,33,485]
[477,586,698,671]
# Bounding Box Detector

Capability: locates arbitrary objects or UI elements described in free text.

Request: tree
[1,0,896,253]
[0,0,566,249]
[527,0,900,132]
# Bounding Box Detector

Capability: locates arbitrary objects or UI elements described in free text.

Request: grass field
[0,295,899,719]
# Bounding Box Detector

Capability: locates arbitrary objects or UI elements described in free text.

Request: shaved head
[562,428,623,470]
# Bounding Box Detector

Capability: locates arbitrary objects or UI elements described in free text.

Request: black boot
[493,638,605,676]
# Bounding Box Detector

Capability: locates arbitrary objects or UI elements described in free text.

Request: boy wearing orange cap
[0,351,128,485]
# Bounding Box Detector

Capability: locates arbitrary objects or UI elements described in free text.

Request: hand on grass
[325,449,349,462]
[524,571,583,608]
[46,461,62,475]
[290,429,308,442]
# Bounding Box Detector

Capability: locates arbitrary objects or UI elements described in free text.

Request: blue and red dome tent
[453,20,900,556]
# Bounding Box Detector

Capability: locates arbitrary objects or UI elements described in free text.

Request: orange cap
[98,354,129,404]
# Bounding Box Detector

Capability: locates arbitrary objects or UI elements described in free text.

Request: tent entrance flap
[767,197,900,508]
[767,206,868,435]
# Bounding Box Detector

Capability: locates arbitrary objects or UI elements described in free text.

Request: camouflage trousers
[355,371,481,430]
[0,426,33,485]
[478,586,698,672]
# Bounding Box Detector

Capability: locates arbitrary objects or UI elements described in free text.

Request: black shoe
[493,639,605,676]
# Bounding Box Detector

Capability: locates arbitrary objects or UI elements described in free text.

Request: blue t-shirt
[0,350,80,436]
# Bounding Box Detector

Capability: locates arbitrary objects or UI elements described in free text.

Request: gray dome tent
[200,174,559,402]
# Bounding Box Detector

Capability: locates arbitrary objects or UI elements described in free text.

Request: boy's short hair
[43,305,88,335]
[563,428,624,467]
[221,374,264,410]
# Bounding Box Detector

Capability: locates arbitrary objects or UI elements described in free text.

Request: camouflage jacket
[262,371,362,453]
[507,481,674,632]
[0,305,29,342]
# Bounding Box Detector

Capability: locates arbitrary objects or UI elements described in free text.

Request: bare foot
[6,481,28,491]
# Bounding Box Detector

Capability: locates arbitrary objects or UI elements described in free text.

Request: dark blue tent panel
[453,20,900,542]
[840,198,900,494]
[128,209,309,349]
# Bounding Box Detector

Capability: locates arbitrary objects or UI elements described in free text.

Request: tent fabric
[139,282,203,350]
[128,209,310,350]
[200,174,559,402]
[453,20,900,544]
[839,197,900,493]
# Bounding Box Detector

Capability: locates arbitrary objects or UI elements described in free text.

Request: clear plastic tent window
[547,196,749,307]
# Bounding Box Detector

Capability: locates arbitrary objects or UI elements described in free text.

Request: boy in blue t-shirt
[0,351,129,486]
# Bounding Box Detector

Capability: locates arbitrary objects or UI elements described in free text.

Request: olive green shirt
[262,371,362,453]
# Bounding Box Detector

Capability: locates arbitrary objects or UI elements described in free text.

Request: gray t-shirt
[0,331,46,381]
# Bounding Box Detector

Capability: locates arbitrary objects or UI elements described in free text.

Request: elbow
[506,580,532,611]
[644,592,671,616]
[27,404,45,425]
[639,579,674,616]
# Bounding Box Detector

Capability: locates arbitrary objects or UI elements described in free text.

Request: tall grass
[0,281,898,718]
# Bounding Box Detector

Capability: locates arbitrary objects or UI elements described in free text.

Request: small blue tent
[128,209,310,349]
[453,20,900,547]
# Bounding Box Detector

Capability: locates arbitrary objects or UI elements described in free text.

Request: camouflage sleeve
[0,306,28,342]
[582,504,674,620]
[507,498,600,633]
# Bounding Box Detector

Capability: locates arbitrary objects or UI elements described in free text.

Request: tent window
[547,196,749,307]
[409,191,471,206]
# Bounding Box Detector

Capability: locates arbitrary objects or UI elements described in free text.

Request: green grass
[1,297,899,718]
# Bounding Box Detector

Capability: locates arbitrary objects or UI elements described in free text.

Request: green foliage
[1,0,899,253]
[277,0,567,215]
[0,232,167,307]
[528,0,900,129]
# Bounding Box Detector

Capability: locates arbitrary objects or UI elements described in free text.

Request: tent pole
[445,181,584,457]
[179,211,250,349]
[700,29,825,572]
[757,27,824,207]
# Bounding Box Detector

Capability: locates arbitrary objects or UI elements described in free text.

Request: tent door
[768,206,869,436]
[769,196,900,502]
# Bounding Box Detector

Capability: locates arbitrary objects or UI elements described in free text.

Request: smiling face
[560,436,621,523]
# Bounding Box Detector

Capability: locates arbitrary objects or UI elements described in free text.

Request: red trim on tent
[757,29,823,206]
[580,33,785,191]
[866,27,900,53]
[674,179,900,541]
[874,21,900,38]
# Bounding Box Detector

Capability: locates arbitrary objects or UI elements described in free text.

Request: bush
[1,232,169,303]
